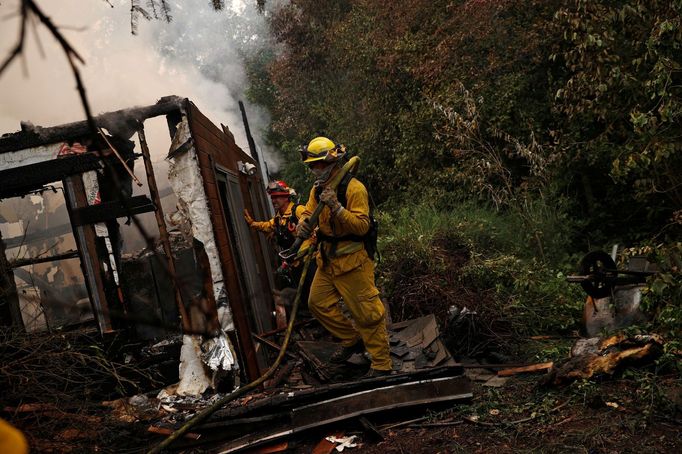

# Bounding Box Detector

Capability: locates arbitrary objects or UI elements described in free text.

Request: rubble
[325,435,358,452]
[192,368,471,453]
[138,315,472,452]
[297,314,456,382]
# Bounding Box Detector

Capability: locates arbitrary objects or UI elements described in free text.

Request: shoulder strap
[337,174,353,208]
[289,203,301,225]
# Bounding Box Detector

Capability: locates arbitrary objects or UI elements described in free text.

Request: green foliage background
[246,0,681,352]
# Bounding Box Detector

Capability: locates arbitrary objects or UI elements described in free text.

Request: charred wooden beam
[0,153,102,199]
[69,195,156,226]
[0,96,187,154]
[1,223,73,249]
[238,101,261,171]
[137,126,191,332]
[10,249,80,268]
[63,176,113,334]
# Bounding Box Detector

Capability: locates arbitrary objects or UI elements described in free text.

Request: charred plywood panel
[167,118,228,320]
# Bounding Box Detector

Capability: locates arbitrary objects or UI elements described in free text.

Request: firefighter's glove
[243,209,255,226]
[296,218,313,239]
[319,186,342,214]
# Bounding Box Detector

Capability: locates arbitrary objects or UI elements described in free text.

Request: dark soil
[357,375,681,454]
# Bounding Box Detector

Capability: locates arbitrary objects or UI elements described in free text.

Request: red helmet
[267,180,291,197]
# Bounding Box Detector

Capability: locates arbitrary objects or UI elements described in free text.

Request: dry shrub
[0,328,162,452]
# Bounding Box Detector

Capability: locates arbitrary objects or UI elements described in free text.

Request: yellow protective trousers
[308,255,392,371]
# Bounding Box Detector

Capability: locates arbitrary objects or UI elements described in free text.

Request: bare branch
[147,0,159,20]
[159,0,172,22]
[130,1,151,35]
[28,12,45,60]
[0,1,27,76]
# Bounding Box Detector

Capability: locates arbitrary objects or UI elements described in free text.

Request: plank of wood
[249,441,288,453]
[497,362,553,377]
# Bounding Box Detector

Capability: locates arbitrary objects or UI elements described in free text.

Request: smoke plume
[0,0,278,169]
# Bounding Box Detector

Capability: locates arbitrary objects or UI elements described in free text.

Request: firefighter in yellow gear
[244,180,315,299]
[244,180,305,251]
[297,137,391,377]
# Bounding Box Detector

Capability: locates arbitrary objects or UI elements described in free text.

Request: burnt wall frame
[184,102,277,381]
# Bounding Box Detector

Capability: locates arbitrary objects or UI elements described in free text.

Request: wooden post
[137,126,191,332]
[63,176,113,334]
[0,230,23,329]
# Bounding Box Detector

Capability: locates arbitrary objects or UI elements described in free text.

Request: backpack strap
[337,173,352,207]
[289,202,301,226]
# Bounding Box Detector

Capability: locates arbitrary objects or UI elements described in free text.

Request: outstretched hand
[243,209,255,226]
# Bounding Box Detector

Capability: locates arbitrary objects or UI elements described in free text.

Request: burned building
[0,97,278,390]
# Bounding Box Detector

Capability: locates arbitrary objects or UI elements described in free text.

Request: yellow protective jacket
[250,201,305,235]
[302,177,371,276]
[250,201,313,259]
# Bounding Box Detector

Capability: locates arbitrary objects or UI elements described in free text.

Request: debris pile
[134,315,471,452]
[145,365,470,452]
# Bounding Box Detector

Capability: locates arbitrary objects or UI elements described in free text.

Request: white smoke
[0,0,278,170]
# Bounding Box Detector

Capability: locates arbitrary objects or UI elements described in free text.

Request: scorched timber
[209,373,472,453]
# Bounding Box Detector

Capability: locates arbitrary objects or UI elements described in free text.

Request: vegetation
[245,0,681,359]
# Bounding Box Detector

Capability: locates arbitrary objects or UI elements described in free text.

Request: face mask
[311,163,335,182]
[310,167,325,178]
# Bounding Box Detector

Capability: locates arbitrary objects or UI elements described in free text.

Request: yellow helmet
[303,136,345,163]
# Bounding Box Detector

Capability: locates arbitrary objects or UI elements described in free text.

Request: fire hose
[148,156,360,453]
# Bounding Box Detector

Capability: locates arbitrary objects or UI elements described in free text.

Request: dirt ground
[356,375,681,454]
